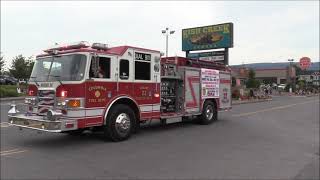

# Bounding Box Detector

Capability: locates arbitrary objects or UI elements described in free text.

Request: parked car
[0,76,5,85]
[0,75,18,85]
[19,79,27,84]
[277,84,286,90]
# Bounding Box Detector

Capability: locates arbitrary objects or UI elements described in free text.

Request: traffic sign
[299,57,311,70]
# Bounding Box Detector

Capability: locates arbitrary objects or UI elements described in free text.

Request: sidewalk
[0,96,26,102]
[232,98,272,105]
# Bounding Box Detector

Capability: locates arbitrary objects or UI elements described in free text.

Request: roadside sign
[182,23,233,51]
[187,51,225,63]
[299,57,311,70]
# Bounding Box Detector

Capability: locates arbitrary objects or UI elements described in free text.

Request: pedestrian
[250,89,254,99]
[265,88,268,96]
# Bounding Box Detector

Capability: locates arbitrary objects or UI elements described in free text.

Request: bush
[0,87,19,97]
[0,85,23,98]
[232,89,240,99]
[285,83,296,92]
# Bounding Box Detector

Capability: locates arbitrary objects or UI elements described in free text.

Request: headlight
[57,99,67,106]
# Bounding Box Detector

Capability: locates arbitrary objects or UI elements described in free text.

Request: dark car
[0,76,5,85]
[0,75,18,85]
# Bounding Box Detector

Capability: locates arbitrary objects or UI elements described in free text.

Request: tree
[246,69,260,88]
[297,80,306,89]
[0,54,4,75]
[9,55,34,79]
[292,63,302,76]
[231,77,236,87]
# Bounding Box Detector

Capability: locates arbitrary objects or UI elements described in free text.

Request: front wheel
[198,100,217,125]
[103,104,135,142]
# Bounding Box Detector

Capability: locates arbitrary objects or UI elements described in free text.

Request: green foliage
[0,85,20,97]
[0,54,4,75]
[292,63,302,76]
[246,68,260,88]
[232,77,236,87]
[232,89,240,99]
[9,55,34,79]
[248,68,255,79]
[297,80,306,89]
[285,83,296,92]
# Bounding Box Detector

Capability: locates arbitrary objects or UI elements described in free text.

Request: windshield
[30,54,87,82]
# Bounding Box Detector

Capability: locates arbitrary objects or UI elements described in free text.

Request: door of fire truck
[85,54,118,126]
[132,50,160,119]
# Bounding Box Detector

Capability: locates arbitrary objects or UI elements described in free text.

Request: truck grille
[37,90,55,115]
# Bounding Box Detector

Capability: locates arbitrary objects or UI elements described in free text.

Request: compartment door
[184,69,201,113]
[219,71,232,109]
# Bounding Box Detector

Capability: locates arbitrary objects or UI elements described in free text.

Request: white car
[277,84,286,90]
[18,79,27,84]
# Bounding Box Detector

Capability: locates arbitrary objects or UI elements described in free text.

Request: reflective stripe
[86,109,104,116]
[66,109,104,118]
[67,110,85,117]
[139,104,160,112]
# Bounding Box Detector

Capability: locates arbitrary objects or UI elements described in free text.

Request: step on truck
[8,41,232,141]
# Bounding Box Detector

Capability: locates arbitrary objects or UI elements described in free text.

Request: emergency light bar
[44,41,90,53]
[91,43,108,50]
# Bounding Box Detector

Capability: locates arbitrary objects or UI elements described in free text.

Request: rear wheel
[198,100,217,125]
[103,104,135,142]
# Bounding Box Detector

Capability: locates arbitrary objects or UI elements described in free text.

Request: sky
[1,1,319,69]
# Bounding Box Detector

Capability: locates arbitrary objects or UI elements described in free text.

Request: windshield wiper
[48,75,63,85]
[30,76,40,86]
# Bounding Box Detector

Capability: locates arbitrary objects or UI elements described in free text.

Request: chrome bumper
[8,114,77,132]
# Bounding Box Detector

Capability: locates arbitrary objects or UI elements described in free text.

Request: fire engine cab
[8,41,231,141]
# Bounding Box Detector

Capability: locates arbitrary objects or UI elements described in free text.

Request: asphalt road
[1,96,319,180]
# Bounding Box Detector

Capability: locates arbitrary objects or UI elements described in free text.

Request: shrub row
[0,85,26,98]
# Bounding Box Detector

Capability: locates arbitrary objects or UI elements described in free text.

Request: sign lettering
[135,52,151,61]
[182,23,233,51]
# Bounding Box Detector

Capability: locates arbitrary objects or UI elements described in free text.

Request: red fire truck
[8,41,231,141]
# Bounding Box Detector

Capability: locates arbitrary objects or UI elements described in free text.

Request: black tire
[198,100,217,125]
[103,104,135,142]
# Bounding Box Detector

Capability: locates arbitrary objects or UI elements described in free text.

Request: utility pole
[288,58,295,91]
[162,27,175,58]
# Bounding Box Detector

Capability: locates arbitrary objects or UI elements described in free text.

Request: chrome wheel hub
[205,105,214,120]
[115,113,131,136]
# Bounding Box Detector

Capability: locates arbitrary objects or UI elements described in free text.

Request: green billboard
[182,23,233,51]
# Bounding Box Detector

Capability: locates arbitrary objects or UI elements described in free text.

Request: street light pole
[288,58,295,91]
[162,27,175,58]
[166,30,168,58]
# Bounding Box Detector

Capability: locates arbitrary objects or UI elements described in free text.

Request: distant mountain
[231,62,320,71]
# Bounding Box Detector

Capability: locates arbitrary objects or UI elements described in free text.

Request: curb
[232,98,272,105]
[0,96,26,102]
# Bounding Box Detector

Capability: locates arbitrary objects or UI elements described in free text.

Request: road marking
[0,148,27,156]
[232,99,319,117]
[0,122,11,128]
[0,102,25,106]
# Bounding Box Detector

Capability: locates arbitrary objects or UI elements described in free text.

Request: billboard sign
[182,23,233,51]
[187,51,225,63]
[299,57,311,70]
